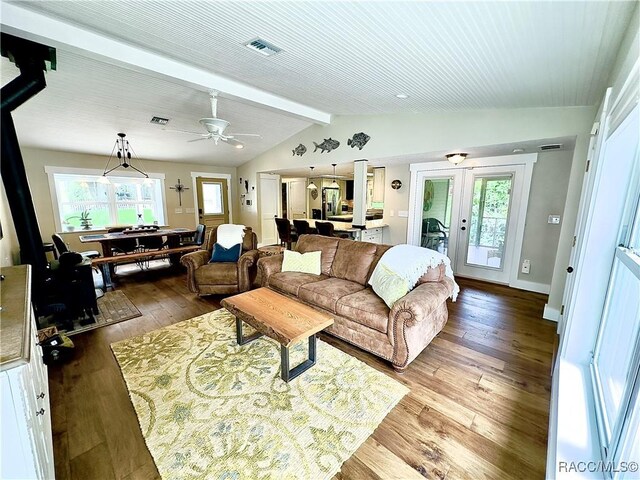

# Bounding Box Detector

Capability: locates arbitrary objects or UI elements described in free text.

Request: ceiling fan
[166,92,260,148]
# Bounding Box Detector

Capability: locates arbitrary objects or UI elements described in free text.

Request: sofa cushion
[299,278,365,313]
[330,240,378,285]
[281,250,321,275]
[336,288,390,334]
[268,271,328,297]
[296,235,339,276]
[195,263,237,285]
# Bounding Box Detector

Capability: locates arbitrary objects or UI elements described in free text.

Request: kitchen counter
[294,218,388,233]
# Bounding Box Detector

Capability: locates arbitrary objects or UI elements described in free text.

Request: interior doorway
[259,173,281,246]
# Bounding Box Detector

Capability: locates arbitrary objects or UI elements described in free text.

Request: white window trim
[45,165,167,232]
[407,153,537,292]
[190,172,233,225]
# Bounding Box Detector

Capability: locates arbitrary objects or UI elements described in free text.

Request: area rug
[63,290,142,336]
[111,309,408,480]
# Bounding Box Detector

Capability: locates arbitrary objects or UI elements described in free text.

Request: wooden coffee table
[221,288,334,382]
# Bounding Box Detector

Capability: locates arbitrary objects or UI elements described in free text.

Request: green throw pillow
[281,250,322,275]
[369,263,410,308]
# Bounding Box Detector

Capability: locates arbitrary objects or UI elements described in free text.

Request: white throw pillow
[281,250,322,275]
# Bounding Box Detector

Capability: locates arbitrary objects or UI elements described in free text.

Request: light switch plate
[186,208,195,214]
[175,208,183,214]
[548,215,561,224]
[398,210,409,218]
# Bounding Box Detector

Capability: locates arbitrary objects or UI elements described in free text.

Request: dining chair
[292,219,317,236]
[275,218,298,249]
[51,234,100,260]
[315,221,349,239]
[181,224,207,246]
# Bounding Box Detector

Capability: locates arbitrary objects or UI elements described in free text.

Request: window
[49,171,166,231]
[590,104,640,476]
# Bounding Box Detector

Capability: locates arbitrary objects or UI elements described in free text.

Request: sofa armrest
[390,280,453,327]
[257,253,284,287]
[388,280,453,370]
[180,250,209,293]
[238,250,259,292]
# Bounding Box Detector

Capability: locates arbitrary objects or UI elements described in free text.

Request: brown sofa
[181,226,259,295]
[258,234,455,371]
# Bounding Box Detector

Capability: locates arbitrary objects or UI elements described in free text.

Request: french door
[413,164,527,284]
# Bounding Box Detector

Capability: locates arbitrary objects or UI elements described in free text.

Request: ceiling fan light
[235,144,244,149]
[446,153,467,165]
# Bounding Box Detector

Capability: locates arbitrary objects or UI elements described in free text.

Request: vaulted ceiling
[1,1,635,165]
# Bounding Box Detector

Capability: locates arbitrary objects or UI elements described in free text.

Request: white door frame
[190,172,233,226]
[408,153,537,289]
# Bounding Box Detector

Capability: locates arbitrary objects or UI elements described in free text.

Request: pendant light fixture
[307,166,317,190]
[103,132,149,178]
[329,163,339,188]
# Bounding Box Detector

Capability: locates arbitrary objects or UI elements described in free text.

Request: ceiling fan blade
[223,137,244,148]
[187,136,210,143]
[227,133,261,137]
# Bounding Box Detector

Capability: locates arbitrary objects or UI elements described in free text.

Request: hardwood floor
[48,264,556,480]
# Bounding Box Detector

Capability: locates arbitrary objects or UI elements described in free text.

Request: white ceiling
[0,1,634,165]
[0,51,312,166]
[11,0,635,114]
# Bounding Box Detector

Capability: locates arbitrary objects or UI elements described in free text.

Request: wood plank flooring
[47,264,556,480]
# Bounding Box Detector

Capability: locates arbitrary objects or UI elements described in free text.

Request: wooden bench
[92,245,202,289]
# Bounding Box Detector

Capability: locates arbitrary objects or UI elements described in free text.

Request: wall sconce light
[391,179,402,190]
[446,153,467,165]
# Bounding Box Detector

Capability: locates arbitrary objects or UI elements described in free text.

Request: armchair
[181,225,258,295]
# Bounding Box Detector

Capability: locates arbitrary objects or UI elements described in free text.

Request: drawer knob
[37,392,45,399]
[36,408,45,416]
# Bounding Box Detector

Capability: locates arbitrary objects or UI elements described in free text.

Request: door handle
[461,226,466,231]
[462,219,467,223]
[567,266,574,273]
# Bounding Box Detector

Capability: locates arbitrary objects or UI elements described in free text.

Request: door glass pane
[466,176,512,268]
[420,178,452,256]
[202,183,223,214]
[594,252,640,438]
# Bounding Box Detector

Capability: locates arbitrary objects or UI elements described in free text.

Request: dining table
[79,227,196,264]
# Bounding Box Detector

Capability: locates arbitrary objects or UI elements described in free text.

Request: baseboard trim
[509,279,551,294]
[543,304,560,322]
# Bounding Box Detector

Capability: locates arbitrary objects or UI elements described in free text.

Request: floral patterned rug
[111,308,408,480]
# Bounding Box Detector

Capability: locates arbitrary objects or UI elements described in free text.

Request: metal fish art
[313,138,340,153]
[347,132,371,150]
[292,144,307,156]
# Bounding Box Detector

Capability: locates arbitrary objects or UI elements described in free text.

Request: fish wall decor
[347,132,371,150]
[292,144,307,156]
[313,138,340,153]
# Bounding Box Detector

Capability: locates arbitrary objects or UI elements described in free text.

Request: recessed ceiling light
[235,144,244,149]
[396,94,409,99]
[513,148,525,153]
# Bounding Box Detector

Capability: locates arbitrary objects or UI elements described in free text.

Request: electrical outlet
[521,259,531,274]
[548,215,561,224]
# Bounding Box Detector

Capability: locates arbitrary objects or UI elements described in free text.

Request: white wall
[0,182,19,266]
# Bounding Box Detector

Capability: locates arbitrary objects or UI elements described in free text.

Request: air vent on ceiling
[244,38,282,57]
[150,116,169,125]
[539,143,563,151]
